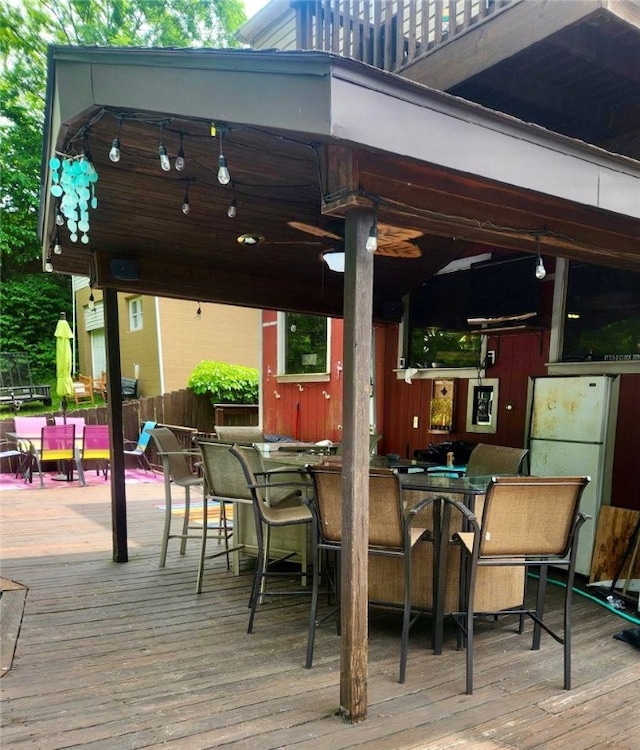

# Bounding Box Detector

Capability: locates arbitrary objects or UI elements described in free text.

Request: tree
[0,0,246,379]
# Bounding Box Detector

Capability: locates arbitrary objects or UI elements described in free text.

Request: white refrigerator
[527,375,620,576]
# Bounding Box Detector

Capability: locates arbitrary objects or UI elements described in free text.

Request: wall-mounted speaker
[110,258,139,281]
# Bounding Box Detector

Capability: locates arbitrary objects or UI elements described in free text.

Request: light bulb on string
[109,118,123,162]
[88,290,95,311]
[182,186,191,215]
[53,232,62,255]
[175,132,186,171]
[217,126,231,184]
[365,215,378,253]
[535,234,546,280]
[227,182,237,218]
[45,256,53,272]
[158,123,171,171]
[55,207,64,226]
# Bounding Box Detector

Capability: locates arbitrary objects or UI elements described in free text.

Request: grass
[0,378,106,421]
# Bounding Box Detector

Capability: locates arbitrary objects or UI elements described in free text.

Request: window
[561,262,640,363]
[280,313,329,375]
[128,297,143,331]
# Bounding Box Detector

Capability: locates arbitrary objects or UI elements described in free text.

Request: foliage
[285,313,328,374]
[0,275,73,382]
[188,361,258,405]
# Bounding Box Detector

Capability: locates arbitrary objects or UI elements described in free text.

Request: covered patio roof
[41,45,640,722]
[42,46,640,321]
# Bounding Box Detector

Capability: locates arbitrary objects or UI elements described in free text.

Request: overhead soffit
[42,47,640,318]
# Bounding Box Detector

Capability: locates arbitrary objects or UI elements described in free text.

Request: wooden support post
[103,287,128,563]
[340,207,375,723]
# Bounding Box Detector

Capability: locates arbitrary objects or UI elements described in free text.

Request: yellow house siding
[119,293,161,396]
[157,299,260,393]
[73,282,260,398]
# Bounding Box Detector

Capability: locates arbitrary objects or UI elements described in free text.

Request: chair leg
[464,554,478,695]
[247,512,266,633]
[180,486,191,555]
[159,467,173,567]
[305,518,321,669]
[196,493,209,594]
[563,564,577,690]
[399,547,413,684]
[532,564,548,651]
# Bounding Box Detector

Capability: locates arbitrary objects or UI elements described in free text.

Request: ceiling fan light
[322,250,345,273]
[237,233,264,246]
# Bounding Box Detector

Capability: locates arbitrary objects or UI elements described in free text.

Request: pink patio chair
[31,424,76,489]
[76,424,110,486]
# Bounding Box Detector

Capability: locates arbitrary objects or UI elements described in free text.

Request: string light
[181,183,191,215]
[158,123,171,171]
[365,212,378,253]
[227,181,237,218]
[175,132,186,171]
[45,255,53,272]
[195,301,202,318]
[217,126,231,185]
[88,289,95,311]
[109,118,123,162]
[53,232,62,255]
[535,233,546,279]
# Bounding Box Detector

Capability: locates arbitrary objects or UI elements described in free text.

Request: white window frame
[128,297,143,331]
[276,311,331,382]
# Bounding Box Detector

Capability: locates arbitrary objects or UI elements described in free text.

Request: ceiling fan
[288,219,423,258]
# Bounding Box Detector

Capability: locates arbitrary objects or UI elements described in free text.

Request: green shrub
[187,361,258,405]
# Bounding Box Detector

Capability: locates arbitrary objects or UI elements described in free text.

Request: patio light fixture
[109,118,123,162]
[237,233,264,246]
[227,181,237,218]
[181,183,191,215]
[45,255,53,272]
[365,211,378,253]
[158,123,171,172]
[175,132,186,171]
[216,124,231,185]
[535,233,546,280]
[53,232,62,255]
[321,249,345,273]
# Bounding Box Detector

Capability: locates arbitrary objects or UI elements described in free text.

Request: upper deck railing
[293,0,516,72]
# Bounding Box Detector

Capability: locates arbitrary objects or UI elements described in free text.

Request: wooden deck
[1,479,639,749]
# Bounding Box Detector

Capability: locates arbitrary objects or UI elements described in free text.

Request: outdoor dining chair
[195,440,250,593]
[305,464,432,683]
[123,419,156,472]
[75,424,110,485]
[448,474,591,695]
[149,427,205,568]
[30,424,76,489]
[465,443,529,477]
[229,445,313,636]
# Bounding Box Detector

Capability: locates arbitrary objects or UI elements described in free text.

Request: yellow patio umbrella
[55,312,74,421]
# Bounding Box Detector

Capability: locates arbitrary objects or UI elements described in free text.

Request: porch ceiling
[42,46,640,320]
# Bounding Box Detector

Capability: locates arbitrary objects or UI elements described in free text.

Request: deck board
[1,480,639,749]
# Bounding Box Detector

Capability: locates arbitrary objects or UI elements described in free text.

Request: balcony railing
[293,0,515,72]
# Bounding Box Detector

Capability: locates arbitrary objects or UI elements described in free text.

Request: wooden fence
[0,390,258,473]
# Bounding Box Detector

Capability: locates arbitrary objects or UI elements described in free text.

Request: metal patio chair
[449,474,591,695]
[305,464,432,683]
[123,420,156,472]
